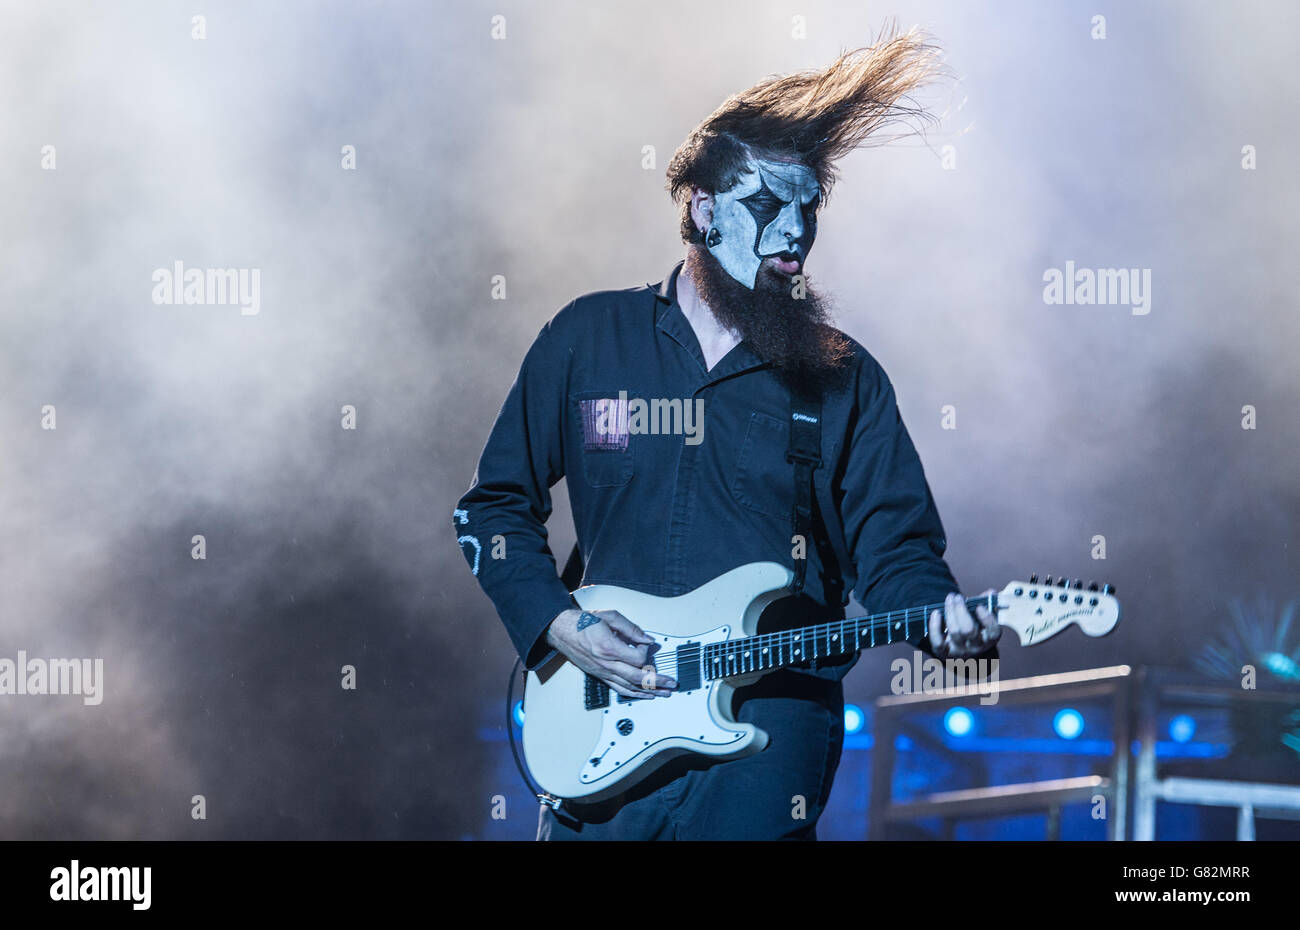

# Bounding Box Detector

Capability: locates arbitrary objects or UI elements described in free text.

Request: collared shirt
[455,260,971,679]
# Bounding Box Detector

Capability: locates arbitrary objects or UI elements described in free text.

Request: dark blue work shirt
[454,260,969,680]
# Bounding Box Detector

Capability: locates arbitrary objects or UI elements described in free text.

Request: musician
[455,29,999,840]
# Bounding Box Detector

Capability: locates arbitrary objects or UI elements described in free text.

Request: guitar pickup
[674,642,702,692]
[585,640,702,709]
[583,674,610,710]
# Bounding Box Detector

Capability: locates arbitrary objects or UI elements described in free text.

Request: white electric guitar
[522,562,1120,802]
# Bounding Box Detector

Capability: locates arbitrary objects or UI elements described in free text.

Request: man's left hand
[928,590,1000,658]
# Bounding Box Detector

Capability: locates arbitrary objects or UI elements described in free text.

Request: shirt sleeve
[837,363,997,662]
[453,311,577,670]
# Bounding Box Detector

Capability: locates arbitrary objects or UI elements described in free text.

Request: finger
[604,669,658,698]
[636,664,678,692]
[591,626,653,666]
[628,669,676,695]
[946,594,983,657]
[928,608,945,654]
[941,596,960,653]
[606,680,657,699]
[971,590,1000,642]
[607,660,670,695]
[946,633,979,658]
[973,606,1001,643]
[602,612,654,646]
[949,593,976,639]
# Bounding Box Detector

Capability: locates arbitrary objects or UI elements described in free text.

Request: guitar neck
[701,594,997,680]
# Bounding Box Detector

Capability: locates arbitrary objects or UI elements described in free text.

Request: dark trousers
[537,671,845,840]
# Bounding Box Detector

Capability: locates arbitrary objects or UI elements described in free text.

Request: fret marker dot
[894,622,900,630]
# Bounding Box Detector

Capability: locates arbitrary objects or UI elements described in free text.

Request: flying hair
[666,23,946,242]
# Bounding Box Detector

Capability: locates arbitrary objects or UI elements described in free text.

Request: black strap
[786,390,820,595]
[787,386,846,606]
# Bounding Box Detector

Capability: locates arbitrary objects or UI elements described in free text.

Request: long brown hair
[666,24,945,242]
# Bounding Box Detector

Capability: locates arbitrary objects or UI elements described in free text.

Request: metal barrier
[868,665,1132,840]
[868,663,1300,840]
[1132,666,1300,840]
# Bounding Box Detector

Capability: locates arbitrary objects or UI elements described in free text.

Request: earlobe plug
[705,227,722,248]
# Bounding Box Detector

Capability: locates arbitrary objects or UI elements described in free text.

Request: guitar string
[603,595,1005,680]
[644,606,957,676]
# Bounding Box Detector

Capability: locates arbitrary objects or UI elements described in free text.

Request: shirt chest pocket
[729,411,793,520]
[570,391,635,487]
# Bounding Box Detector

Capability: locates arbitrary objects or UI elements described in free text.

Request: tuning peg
[1030,574,1038,584]
[1044,575,1053,585]
[1087,581,1098,591]
[1073,579,1082,589]
[1102,583,1115,595]
[1061,578,1071,589]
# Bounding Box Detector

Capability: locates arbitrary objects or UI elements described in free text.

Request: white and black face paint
[704,157,820,290]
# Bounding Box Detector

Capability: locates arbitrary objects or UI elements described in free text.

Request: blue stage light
[944,706,974,737]
[844,703,865,735]
[1169,714,1196,743]
[512,700,525,727]
[1053,708,1084,739]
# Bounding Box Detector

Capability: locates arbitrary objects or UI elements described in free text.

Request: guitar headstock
[997,575,1120,646]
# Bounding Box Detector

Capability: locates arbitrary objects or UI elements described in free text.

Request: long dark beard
[685,243,852,392]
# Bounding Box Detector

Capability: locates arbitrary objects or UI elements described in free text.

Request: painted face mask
[704,157,820,290]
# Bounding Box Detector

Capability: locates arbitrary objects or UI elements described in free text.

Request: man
[455,28,999,840]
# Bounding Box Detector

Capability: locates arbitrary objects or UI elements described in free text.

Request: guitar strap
[786,384,847,609]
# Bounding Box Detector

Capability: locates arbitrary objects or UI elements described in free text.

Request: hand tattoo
[575,611,601,632]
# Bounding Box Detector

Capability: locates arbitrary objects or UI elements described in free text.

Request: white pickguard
[523,562,789,802]
[579,624,741,791]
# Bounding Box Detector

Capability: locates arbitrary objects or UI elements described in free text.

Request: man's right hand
[545,608,678,699]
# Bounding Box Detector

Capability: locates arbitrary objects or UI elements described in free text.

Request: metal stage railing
[1132,666,1300,841]
[868,665,1133,840]
[868,663,1300,840]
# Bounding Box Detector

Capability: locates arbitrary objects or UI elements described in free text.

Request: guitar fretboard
[581,594,1000,710]
[700,594,996,680]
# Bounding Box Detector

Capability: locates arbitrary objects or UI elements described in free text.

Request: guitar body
[520,561,1120,803]
[522,562,794,802]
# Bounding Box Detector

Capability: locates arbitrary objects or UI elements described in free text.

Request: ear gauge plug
[705,227,722,248]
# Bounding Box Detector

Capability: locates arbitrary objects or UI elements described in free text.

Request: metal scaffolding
[868,664,1300,840]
